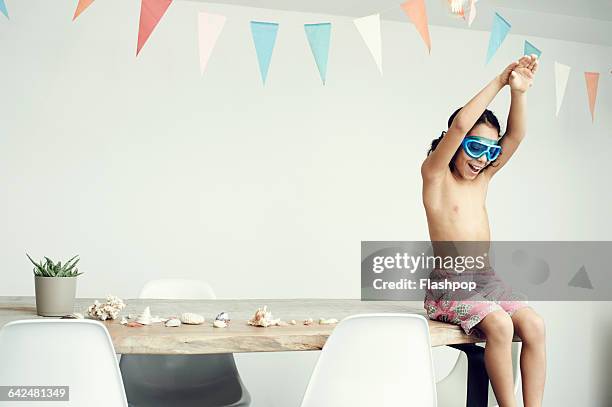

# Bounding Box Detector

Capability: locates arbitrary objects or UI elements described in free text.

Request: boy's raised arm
[422,61,518,177]
[485,54,538,178]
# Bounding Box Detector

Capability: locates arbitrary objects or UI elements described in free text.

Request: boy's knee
[518,313,546,343]
[481,311,514,342]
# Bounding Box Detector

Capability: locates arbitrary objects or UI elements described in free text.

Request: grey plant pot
[34,276,77,317]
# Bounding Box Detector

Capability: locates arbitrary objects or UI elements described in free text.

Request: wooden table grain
[0,297,486,354]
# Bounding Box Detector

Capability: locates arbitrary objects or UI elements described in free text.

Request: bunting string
[0,0,606,122]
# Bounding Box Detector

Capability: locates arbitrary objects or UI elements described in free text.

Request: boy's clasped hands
[498,54,539,93]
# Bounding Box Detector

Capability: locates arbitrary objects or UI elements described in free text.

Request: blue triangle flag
[524,40,542,58]
[486,12,511,64]
[304,23,332,84]
[0,0,8,19]
[250,21,279,84]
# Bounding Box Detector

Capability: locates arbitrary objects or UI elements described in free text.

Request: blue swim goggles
[462,136,502,161]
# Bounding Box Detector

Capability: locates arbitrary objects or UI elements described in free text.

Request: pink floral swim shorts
[423,268,528,336]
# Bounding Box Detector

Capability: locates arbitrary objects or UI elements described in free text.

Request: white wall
[0,1,611,406]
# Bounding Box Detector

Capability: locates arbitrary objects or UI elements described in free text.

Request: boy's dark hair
[427,107,502,170]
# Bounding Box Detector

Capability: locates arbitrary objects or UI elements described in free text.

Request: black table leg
[450,344,489,407]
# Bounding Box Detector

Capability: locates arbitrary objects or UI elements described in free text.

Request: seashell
[319,318,339,325]
[247,306,281,327]
[165,318,181,328]
[127,321,145,328]
[215,312,230,322]
[303,318,314,326]
[136,306,153,325]
[289,320,297,325]
[87,296,126,321]
[213,320,227,328]
[180,312,205,325]
[120,317,128,325]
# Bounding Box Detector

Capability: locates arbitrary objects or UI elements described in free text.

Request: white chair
[436,343,521,407]
[300,313,437,407]
[120,279,251,407]
[0,319,127,407]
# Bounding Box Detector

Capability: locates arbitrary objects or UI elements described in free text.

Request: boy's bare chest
[425,177,488,213]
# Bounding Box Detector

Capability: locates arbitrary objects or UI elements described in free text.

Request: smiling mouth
[468,163,483,174]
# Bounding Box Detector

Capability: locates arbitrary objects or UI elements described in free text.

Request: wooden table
[1,297,494,406]
[0,297,484,353]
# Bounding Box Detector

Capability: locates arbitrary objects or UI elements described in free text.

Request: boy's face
[454,123,500,180]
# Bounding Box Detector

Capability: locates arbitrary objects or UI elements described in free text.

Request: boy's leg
[477,310,517,407]
[510,307,546,407]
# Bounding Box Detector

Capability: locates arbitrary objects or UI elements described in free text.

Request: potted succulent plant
[27,254,83,317]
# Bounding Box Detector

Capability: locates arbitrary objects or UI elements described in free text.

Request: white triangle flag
[554,61,571,116]
[198,12,226,75]
[466,0,477,27]
[353,14,383,75]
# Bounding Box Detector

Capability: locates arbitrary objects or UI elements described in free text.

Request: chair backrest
[300,313,437,407]
[0,319,127,407]
[139,278,216,299]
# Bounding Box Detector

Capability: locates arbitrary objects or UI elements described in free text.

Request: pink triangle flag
[73,0,95,21]
[198,12,226,75]
[137,0,173,56]
[400,0,431,53]
[584,72,600,123]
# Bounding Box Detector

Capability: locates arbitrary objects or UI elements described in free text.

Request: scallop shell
[180,312,205,325]
[303,318,314,326]
[213,320,227,328]
[165,318,181,327]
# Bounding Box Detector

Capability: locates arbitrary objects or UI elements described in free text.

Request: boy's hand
[497,60,520,86]
[509,54,539,93]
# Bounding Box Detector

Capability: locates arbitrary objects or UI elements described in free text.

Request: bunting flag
[554,62,571,117]
[400,0,431,54]
[466,0,477,27]
[485,12,511,64]
[136,0,173,56]
[524,40,541,58]
[198,12,226,75]
[250,21,279,84]
[73,0,95,21]
[0,0,8,19]
[304,23,332,84]
[584,72,600,122]
[353,14,383,75]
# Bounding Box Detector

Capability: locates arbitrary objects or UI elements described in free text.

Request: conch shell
[136,306,153,325]
[180,312,205,325]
